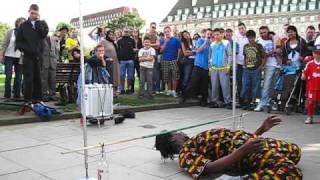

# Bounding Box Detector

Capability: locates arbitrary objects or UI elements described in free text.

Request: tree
[106,12,145,31]
[55,22,72,32]
[0,22,11,46]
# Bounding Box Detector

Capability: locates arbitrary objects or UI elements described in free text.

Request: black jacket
[117,36,136,61]
[15,19,49,57]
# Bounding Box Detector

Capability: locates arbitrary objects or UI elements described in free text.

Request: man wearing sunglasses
[16,4,49,103]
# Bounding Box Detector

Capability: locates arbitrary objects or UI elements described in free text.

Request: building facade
[160,0,320,36]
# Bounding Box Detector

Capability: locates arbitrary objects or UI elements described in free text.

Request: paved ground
[0,107,319,180]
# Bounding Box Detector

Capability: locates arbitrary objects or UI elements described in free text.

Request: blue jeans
[4,56,22,98]
[258,66,278,107]
[153,55,161,92]
[120,60,134,81]
[182,58,194,90]
[241,68,261,100]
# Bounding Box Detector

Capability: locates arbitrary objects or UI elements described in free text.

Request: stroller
[267,65,303,115]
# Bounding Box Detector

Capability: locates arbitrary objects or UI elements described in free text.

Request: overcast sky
[0,0,178,30]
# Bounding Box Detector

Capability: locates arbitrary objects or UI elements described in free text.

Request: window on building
[250,20,254,25]
[291,17,297,22]
[299,3,306,11]
[241,8,247,16]
[185,8,189,14]
[256,7,262,14]
[214,5,220,11]
[283,0,289,4]
[221,4,227,10]
[292,0,298,3]
[258,0,264,7]
[197,12,203,19]
[266,19,270,24]
[213,0,219,4]
[281,5,288,12]
[226,10,232,17]
[264,6,271,13]
[242,2,249,8]
[290,4,297,11]
[300,16,306,22]
[212,11,217,18]
[228,3,233,10]
[233,9,239,16]
[182,14,187,20]
[235,2,241,9]
[218,11,225,17]
[248,8,254,15]
[168,16,173,22]
[266,0,272,6]
[175,15,180,21]
[282,17,288,23]
[193,7,198,13]
[300,0,307,2]
[309,2,316,10]
[272,5,279,13]
[177,9,182,15]
[274,18,279,23]
[206,6,211,12]
[275,0,281,5]
[200,7,205,12]
[310,16,315,21]
[250,1,256,7]
[192,0,197,6]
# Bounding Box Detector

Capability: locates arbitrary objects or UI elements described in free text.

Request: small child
[138,36,156,99]
[241,30,265,110]
[301,40,320,124]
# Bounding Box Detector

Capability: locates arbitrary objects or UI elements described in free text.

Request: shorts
[161,60,180,82]
[120,60,134,80]
[307,90,320,102]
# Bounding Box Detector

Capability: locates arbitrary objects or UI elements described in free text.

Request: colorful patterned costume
[179,128,302,180]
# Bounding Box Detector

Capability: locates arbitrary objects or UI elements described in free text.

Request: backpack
[33,102,62,120]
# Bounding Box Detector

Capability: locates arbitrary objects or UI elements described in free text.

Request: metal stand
[232,34,237,131]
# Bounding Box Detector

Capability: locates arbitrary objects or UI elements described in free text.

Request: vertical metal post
[232,33,237,131]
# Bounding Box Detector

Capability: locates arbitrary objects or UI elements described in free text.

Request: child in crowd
[302,39,320,124]
[241,30,265,110]
[138,36,156,99]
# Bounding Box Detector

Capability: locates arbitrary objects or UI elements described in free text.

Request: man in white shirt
[235,23,249,106]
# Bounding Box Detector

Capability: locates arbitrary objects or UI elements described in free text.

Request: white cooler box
[83,84,113,117]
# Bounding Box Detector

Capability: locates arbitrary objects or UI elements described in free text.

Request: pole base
[77,177,98,180]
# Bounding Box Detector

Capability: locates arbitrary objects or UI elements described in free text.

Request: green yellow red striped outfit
[178,128,302,179]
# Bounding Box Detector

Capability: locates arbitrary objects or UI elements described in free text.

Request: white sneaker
[171,91,178,98]
[166,90,172,96]
[254,105,264,112]
[305,117,313,124]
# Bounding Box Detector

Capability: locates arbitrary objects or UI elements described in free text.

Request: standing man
[254,26,278,112]
[305,25,316,56]
[180,29,212,106]
[160,26,181,98]
[145,22,161,94]
[117,27,136,94]
[235,23,249,107]
[41,34,60,102]
[15,4,49,103]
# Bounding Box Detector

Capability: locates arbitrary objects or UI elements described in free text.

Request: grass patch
[0,104,20,111]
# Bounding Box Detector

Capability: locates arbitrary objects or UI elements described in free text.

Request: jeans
[258,66,278,107]
[182,58,194,90]
[139,67,153,96]
[119,60,134,81]
[153,55,161,92]
[4,56,22,98]
[241,68,261,100]
[236,64,243,101]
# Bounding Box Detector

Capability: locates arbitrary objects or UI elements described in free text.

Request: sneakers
[171,91,178,98]
[166,90,172,96]
[305,117,313,124]
[225,103,233,109]
[254,105,264,112]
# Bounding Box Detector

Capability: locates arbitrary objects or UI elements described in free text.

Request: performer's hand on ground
[256,115,282,135]
[240,138,264,155]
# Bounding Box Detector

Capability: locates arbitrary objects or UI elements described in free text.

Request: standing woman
[131,29,143,93]
[282,25,308,110]
[2,17,26,99]
[100,30,120,97]
[180,30,195,91]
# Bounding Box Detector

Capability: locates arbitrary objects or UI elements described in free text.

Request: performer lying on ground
[155,116,302,179]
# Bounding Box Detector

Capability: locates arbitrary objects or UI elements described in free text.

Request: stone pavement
[0,107,319,180]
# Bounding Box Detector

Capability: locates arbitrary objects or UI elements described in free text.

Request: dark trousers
[131,58,140,92]
[236,64,244,103]
[23,55,42,102]
[182,66,208,103]
[4,56,22,98]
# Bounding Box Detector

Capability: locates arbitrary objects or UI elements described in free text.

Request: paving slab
[0,156,27,176]
[0,170,50,180]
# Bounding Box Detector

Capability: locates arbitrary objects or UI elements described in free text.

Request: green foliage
[55,22,72,32]
[0,22,11,46]
[105,12,145,31]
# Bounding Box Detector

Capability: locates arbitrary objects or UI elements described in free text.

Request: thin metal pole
[78,0,89,178]
[232,34,237,131]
